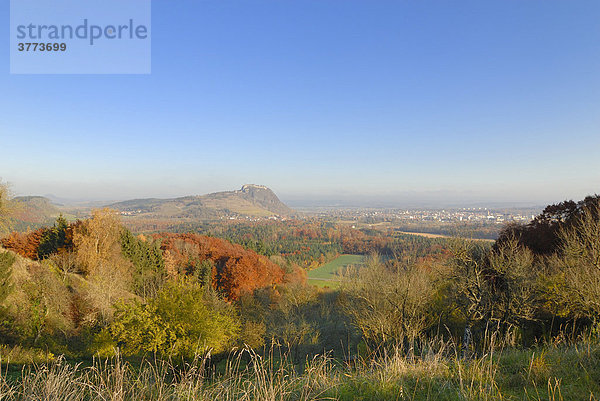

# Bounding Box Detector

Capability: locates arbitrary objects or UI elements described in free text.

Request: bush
[0,251,15,304]
[109,280,240,357]
[545,203,600,321]
[340,254,441,349]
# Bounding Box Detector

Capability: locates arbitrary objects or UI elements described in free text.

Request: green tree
[194,259,214,288]
[110,280,239,357]
[120,230,165,299]
[38,215,69,259]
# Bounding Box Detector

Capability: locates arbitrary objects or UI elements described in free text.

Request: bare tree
[340,253,439,350]
[552,203,600,320]
[447,239,491,355]
[487,238,538,335]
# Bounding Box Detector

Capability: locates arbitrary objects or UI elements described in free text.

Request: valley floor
[307,254,364,288]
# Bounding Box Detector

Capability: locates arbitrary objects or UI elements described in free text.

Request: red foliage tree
[154,233,284,300]
[0,228,45,260]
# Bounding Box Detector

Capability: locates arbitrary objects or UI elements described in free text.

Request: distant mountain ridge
[108,184,294,219]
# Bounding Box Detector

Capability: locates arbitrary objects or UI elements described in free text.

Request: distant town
[308,207,540,225]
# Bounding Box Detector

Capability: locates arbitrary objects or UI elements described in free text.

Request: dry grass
[0,340,598,401]
[0,347,335,401]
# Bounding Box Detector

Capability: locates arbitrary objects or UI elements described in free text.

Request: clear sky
[1,0,599,206]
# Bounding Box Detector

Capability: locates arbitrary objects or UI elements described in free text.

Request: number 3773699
[17,43,67,51]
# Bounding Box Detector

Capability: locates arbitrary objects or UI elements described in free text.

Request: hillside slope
[1,196,73,234]
[109,184,293,219]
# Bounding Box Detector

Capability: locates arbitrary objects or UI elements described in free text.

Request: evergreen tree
[121,229,165,299]
[195,259,214,288]
[38,215,69,259]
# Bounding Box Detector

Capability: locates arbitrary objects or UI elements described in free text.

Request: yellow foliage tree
[73,208,133,323]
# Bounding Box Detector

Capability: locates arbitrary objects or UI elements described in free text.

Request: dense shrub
[109,280,239,357]
[155,233,284,300]
[0,229,45,260]
[120,230,165,299]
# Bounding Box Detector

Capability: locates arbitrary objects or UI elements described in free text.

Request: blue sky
[1,0,599,205]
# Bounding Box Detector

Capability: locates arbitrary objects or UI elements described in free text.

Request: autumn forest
[1,183,600,399]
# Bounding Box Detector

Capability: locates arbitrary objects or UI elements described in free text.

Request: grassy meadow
[0,338,599,400]
[307,254,363,288]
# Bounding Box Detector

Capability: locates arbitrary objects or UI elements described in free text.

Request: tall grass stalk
[0,338,597,400]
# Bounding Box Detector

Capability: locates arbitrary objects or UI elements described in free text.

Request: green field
[307,254,363,288]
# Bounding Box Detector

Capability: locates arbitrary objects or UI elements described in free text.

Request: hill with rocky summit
[108,185,294,220]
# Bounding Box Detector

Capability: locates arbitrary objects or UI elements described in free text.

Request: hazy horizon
[3,180,591,210]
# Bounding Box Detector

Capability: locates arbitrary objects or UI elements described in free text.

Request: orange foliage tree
[154,233,284,300]
[0,228,45,260]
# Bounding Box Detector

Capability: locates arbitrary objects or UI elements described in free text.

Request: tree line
[0,188,598,364]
